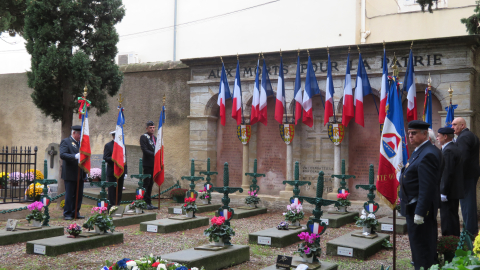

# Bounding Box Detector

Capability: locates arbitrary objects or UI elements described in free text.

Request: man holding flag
[140,121,158,210]
[104,130,128,207]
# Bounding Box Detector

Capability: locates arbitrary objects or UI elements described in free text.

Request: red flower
[184,204,187,207]
[136,195,144,200]
[152,262,160,267]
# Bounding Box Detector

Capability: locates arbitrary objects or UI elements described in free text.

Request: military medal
[71,142,77,148]
[405,162,409,168]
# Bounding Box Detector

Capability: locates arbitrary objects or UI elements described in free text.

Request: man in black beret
[436,127,463,236]
[60,125,87,220]
[103,131,128,207]
[139,121,158,210]
[401,120,442,270]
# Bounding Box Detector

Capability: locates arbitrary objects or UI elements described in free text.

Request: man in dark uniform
[103,131,127,207]
[60,125,87,220]
[437,127,464,236]
[401,120,442,270]
[140,121,158,210]
[452,117,480,235]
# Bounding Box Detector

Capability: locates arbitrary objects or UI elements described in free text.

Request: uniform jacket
[103,140,128,178]
[440,142,464,199]
[140,133,157,168]
[455,128,480,180]
[60,136,86,181]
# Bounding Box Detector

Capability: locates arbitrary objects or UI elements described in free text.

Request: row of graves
[0,157,405,270]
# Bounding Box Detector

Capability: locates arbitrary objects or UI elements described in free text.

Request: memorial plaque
[257,236,272,245]
[110,206,124,218]
[276,255,292,269]
[337,246,353,257]
[173,208,183,214]
[146,225,158,233]
[34,244,46,255]
[381,224,394,232]
[5,219,18,231]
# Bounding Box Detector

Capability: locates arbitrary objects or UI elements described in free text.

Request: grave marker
[181,159,204,199]
[199,158,217,204]
[283,161,311,205]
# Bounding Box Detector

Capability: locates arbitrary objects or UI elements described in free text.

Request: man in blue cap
[401,120,442,270]
[436,127,463,236]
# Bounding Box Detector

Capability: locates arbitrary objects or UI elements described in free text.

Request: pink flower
[304,247,311,254]
[298,232,309,240]
[287,205,291,211]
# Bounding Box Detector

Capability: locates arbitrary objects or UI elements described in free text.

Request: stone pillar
[241,143,250,191]
[280,142,294,198]
[333,143,341,191]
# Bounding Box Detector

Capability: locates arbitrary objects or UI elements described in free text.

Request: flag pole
[238,53,245,125]
[158,94,166,210]
[75,85,88,220]
[116,94,123,206]
[391,57,399,270]
[292,49,300,125]
[328,46,337,123]
[280,49,287,124]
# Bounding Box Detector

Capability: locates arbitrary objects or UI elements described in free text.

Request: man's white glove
[124,174,128,179]
[414,214,424,225]
[75,153,80,160]
[441,194,448,202]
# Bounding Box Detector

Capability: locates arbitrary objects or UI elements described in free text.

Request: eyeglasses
[408,131,418,135]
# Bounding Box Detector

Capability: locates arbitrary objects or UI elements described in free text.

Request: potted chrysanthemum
[66,223,83,238]
[283,203,305,226]
[295,232,321,263]
[25,201,45,227]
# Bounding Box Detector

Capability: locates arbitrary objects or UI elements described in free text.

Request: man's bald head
[452,117,467,135]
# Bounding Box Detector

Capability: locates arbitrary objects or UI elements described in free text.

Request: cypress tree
[0,0,27,36]
[461,1,480,34]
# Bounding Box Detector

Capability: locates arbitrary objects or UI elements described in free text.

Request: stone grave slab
[168,204,222,215]
[26,232,123,257]
[309,212,359,228]
[261,257,338,270]
[161,245,249,270]
[0,226,64,245]
[140,217,209,234]
[377,217,408,234]
[112,212,157,227]
[248,227,307,248]
[326,230,389,260]
[215,207,267,219]
[83,188,136,205]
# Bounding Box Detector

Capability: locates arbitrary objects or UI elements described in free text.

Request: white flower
[126,261,137,269]
[132,267,139,270]
[367,213,376,219]
[157,264,167,270]
[191,268,199,270]
[360,215,366,219]
[287,205,291,210]
[283,212,287,215]
[361,209,366,215]
[297,205,303,210]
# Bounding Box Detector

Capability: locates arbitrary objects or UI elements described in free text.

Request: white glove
[124,174,128,179]
[441,194,448,202]
[75,153,80,160]
[414,214,424,225]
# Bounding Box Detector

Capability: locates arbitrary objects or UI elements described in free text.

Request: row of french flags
[217,49,417,128]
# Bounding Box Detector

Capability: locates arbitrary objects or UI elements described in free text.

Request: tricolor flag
[324,53,335,126]
[259,59,274,125]
[231,60,243,125]
[219,208,233,220]
[275,56,286,124]
[41,197,50,206]
[445,104,457,127]
[354,53,373,127]
[377,76,408,208]
[153,105,166,187]
[290,197,301,205]
[112,107,125,179]
[339,189,347,194]
[366,203,378,213]
[423,87,432,127]
[303,56,322,127]
[379,49,389,124]
[136,189,145,196]
[308,221,324,235]
[293,56,303,125]
[250,60,261,125]
[205,183,212,191]
[342,53,354,126]
[98,200,108,208]
[217,63,231,126]
[79,109,91,174]
[404,50,417,122]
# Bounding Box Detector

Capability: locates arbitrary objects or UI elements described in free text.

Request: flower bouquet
[83,206,115,234]
[277,221,289,230]
[355,209,378,234]
[8,172,24,186]
[25,169,44,181]
[283,203,304,226]
[203,216,235,246]
[198,188,210,204]
[88,167,102,182]
[336,192,351,212]
[295,232,321,263]
[25,201,45,227]
[25,183,48,201]
[66,223,83,238]
[101,254,205,270]
[181,197,197,217]
[245,190,260,208]
[130,195,147,214]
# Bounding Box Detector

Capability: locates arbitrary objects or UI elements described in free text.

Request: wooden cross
[245,159,264,193]
[282,161,311,204]
[90,160,117,207]
[355,164,379,214]
[34,160,58,226]
[199,158,217,204]
[181,159,204,199]
[331,159,355,194]
[130,158,150,197]
[47,146,57,169]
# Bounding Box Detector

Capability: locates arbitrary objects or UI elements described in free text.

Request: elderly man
[140,121,158,210]
[452,117,480,235]
[60,125,87,220]
[437,127,463,236]
[401,120,442,270]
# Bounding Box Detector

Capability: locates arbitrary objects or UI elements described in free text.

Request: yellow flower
[474,233,480,258]
[25,183,44,197]
[0,172,9,178]
[25,169,44,180]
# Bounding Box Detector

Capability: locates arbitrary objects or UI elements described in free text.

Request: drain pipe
[173,0,177,61]
[360,0,370,44]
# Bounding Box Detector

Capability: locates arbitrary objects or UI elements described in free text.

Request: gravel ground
[0,199,417,270]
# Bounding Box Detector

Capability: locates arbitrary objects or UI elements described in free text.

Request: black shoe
[76,215,85,219]
[147,205,154,210]
[64,216,73,220]
[149,204,158,209]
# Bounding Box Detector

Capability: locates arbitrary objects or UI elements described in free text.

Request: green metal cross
[211,162,243,245]
[34,160,58,226]
[282,161,311,204]
[245,159,264,193]
[181,159,204,199]
[199,158,217,204]
[331,159,355,194]
[90,160,117,206]
[131,158,150,197]
[355,164,379,214]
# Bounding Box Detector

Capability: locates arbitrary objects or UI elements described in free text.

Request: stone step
[261,257,338,270]
[215,207,267,219]
[168,204,222,215]
[377,217,408,234]
[140,217,209,234]
[309,211,359,228]
[112,212,156,227]
[0,226,64,246]
[326,230,390,260]
[248,226,307,248]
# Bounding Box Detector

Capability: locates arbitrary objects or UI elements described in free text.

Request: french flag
[259,59,274,126]
[136,189,145,196]
[220,209,233,220]
[324,53,335,126]
[42,197,50,206]
[79,109,91,174]
[342,53,354,127]
[293,56,303,125]
[250,59,260,125]
[217,63,231,126]
[231,60,243,125]
[366,203,378,213]
[404,50,417,122]
[354,53,372,127]
[308,222,324,235]
[153,105,165,186]
[98,201,108,208]
[379,49,389,124]
[112,107,125,179]
[205,184,212,191]
[339,189,347,194]
[275,56,286,124]
[303,55,322,127]
[290,197,301,205]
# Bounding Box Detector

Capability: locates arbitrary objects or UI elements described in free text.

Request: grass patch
[250,244,276,257]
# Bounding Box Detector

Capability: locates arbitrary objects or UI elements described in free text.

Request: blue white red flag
[42,197,50,206]
[342,53,354,126]
[112,107,125,179]
[324,53,334,126]
[290,197,302,205]
[379,49,389,124]
[275,56,286,124]
[423,87,432,127]
[217,63,231,126]
[366,203,378,212]
[231,61,243,125]
[354,53,372,127]
[219,209,233,220]
[136,189,145,196]
[153,105,165,186]
[445,104,457,127]
[404,50,417,122]
[303,55,323,127]
[250,60,261,125]
[293,56,303,125]
[79,109,91,174]
[259,59,274,125]
[308,221,324,235]
[98,201,108,208]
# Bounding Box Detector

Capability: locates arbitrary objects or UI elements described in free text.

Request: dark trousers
[107,175,124,206]
[440,199,460,236]
[143,166,154,205]
[63,180,84,218]
[460,178,478,235]
[406,211,438,270]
